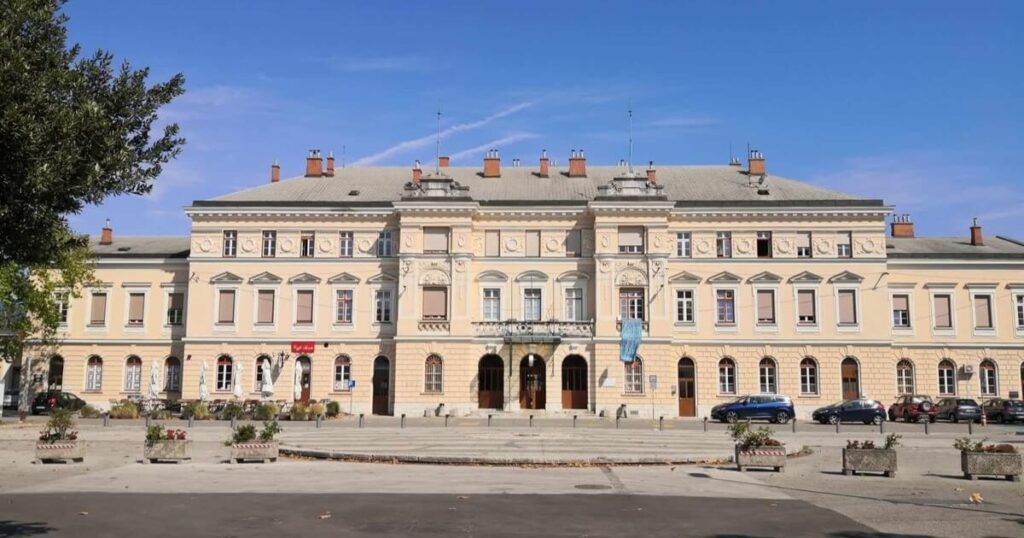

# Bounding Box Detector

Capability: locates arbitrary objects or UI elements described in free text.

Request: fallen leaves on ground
[969,493,983,504]
[317,512,332,520]
[79,512,88,516]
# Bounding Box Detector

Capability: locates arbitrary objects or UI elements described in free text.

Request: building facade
[7,150,1024,419]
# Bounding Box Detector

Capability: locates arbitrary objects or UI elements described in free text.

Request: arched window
[624,358,644,394]
[254,355,271,392]
[718,358,736,394]
[164,357,181,392]
[424,355,443,394]
[937,359,956,396]
[124,356,142,392]
[800,358,818,395]
[759,358,778,394]
[85,356,103,391]
[334,356,352,391]
[216,355,233,391]
[979,359,997,396]
[896,359,914,395]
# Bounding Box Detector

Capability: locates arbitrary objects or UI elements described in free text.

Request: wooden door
[841,358,860,400]
[677,358,696,417]
[478,355,504,409]
[519,355,546,410]
[561,356,588,410]
[372,356,391,415]
[48,356,64,392]
[297,357,312,403]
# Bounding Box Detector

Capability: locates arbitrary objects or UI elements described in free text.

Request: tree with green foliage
[0,0,186,416]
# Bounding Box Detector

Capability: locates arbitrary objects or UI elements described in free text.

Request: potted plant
[35,409,83,464]
[728,422,785,472]
[842,433,900,477]
[955,438,1021,482]
[142,425,192,464]
[227,420,282,463]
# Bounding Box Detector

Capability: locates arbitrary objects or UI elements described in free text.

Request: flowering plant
[145,425,188,444]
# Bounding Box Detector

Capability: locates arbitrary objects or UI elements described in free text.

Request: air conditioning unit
[962,365,975,375]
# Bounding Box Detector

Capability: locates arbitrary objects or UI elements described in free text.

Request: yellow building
[8,149,1024,419]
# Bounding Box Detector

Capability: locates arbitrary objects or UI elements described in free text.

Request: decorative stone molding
[736,238,753,255]
[280,238,294,253]
[696,240,712,254]
[317,239,332,253]
[241,239,256,254]
[615,268,648,287]
[545,238,560,253]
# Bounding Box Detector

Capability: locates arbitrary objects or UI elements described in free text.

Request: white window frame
[674,287,696,329]
[563,287,585,322]
[481,287,503,322]
[759,358,778,394]
[1014,290,1024,337]
[252,286,279,332]
[163,288,186,328]
[979,360,997,396]
[833,285,862,333]
[800,358,819,395]
[716,232,732,258]
[713,286,738,332]
[223,230,237,257]
[676,232,691,258]
[85,357,103,392]
[889,288,914,335]
[752,284,779,332]
[624,358,644,395]
[522,287,543,322]
[53,290,70,327]
[937,360,957,396]
[261,230,277,258]
[377,230,394,257]
[333,356,352,392]
[122,284,150,333]
[212,285,239,332]
[617,226,645,255]
[339,231,354,258]
[333,287,355,328]
[928,287,956,337]
[292,287,316,330]
[374,288,394,324]
[836,232,853,258]
[164,357,182,392]
[216,357,234,392]
[718,358,736,395]
[967,286,997,337]
[755,231,773,259]
[796,231,813,258]
[896,360,915,395]
[424,355,444,394]
[618,288,645,321]
[86,286,111,331]
[793,285,820,333]
[123,357,142,393]
[300,231,316,258]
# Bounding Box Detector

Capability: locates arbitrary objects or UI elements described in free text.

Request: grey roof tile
[886,236,1024,259]
[87,236,190,258]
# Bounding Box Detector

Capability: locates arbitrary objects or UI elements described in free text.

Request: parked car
[981,398,1024,424]
[934,398,982,423]
[711,394,794,424]
[31,391,87,415]
[812,399,887,425]
[888,394,937,423]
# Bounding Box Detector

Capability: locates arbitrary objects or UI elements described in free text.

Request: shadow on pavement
[0,520,55,537]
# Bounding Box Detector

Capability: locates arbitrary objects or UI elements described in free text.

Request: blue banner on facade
[619,319,643,363]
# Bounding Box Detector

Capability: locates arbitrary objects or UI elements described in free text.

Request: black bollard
[529,414,534,428]
[924,419,929,435]
[968,420,973,436]
[445,414,450,428]
[104,413,110,427]
[187,415,193,428]
[401,414,406,429]
[487,414,492,427]
[880,420,885,434]
[703,417,708,432]
[316,415,322,429]
[792,418,797,434]
[230,416,236,429]
[573,415,577,429]
[835,420,840,434]
[659,416,664,431]
[616,416,620,429]
[359,413,364,428]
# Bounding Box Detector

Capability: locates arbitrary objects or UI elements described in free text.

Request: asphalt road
[0,493,883,538]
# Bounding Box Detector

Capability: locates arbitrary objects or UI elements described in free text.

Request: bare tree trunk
[17,349,31,420]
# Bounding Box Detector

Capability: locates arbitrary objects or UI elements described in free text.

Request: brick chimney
[325,152,335,177]
[568,149,587,177]
[538,149,550,178]
[100,219,113,245]
[438,156,450,168]
[270,160,280,183]
[890,214,915,238]
[412,160,422,183]
[970,217,984,246]
[304,149,323,177]
[646,161,656,183]
[748,150,766,176]
[483,149,501,178]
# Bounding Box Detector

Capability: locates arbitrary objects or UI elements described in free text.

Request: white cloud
[145,161,199,202]
[448,133,541,162]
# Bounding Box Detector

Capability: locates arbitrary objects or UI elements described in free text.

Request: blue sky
[63,1,1024,238]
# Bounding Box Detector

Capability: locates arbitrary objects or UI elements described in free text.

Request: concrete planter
[35,440,84,464]
[143,440,193,464]
[842,448,897,477]
[735,446,785,472]
[230,442,279,463]
[961,451,1022,482]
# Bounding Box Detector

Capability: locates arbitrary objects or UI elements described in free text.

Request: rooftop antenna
[435,103,442,174]
[729,142,733,163]
[341,144,346,168]
[627,102,634,174]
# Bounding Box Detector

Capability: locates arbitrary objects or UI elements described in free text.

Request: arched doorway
[519,354,546,410]
[295,356,312,403]
[478,355,504,409]
[841,357,860,400]
[561,355,588,410]
[677,357,696,417]
[372,356,391,415]
[47,356,64,391]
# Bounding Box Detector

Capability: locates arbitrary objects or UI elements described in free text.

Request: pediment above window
[707,271,742,283]
[367,272,397,283]
[476,270,509,282]
[668,271,702,284]
[248,271,282,284]
[515,270,549,283]
[828,271,863,284]
[748,271,782,283]
[209,271,243,284]
[288,272,322,284]
[556,271,590,282]
[789,271,823,283]
[327,272,360,284]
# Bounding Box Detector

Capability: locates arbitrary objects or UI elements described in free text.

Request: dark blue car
[812,399,887,425]
[711,394,794,424]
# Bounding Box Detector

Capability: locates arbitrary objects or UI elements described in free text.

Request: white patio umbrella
[232,363,243,400]
[198,361,209,402]
[260,358,274,399]
[148,361,160,401]
[293,362,303,401]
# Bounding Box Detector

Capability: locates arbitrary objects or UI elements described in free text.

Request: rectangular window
[716,232,732,258]
[339,232,353,257]
[167,292,184,326]
[619,288,644,320]
[223,230,237,257]
[796,232,812,258]
[256,290,275,324]
[564,288,584,321]
[376,231,393,257]
[676,290,694,323]
[485,230,500,257]
[334,359,351,391]
[618,226,645,254]
[300,231,315,258]
[525,230,541,257]
[335,290,353,324]
[933,294,953,329]
[296,290,314,325]
[89,292,107,325]
[482,288,501,321]
[262,231,277,257]
[973,295,993,329]
[719,362,735,394]
[217,290,235,324]
[1016,295,1024,328]
[422,287,448,320]
[756,231,772,258]
[676,232,691,258]
[838,289,858,325]
[523,288,542,321]
[756,289,776,324]
[127,293,145,325]
[716,290,735,324]
[892,294,911,328]
[54,292,69,324]
[797,289,816,324]
[837,232,853,258]
[375,290,392,323]
[423,227,450,254]
[565,230,582,257]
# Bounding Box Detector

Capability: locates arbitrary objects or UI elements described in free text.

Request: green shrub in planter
[148,409,172,420]
[181,401,212,420]
[326,401,340,418]
[109,401,140,419]
[253,402,279,421]
[219,402,245,420]
[290,402,310,421]
[78,405,102,418]
[308,402,326,419]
